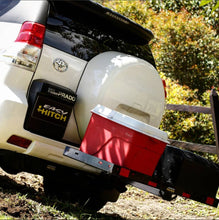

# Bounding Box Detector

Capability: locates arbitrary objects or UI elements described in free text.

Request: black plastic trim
[0,149,92,177]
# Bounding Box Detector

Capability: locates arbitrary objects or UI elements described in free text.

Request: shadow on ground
[0,172,124,219]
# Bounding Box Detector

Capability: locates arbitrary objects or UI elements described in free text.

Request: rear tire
[82,196,107,211]
[43,173,124,211]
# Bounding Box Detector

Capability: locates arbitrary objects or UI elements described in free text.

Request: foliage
[101,0,152,26]
[146,0,219,15]
[160,75,218,162]
[160,75,215,145]
[101,0,218,30]
[147,0,219,33]
[150,10,219,98]
[146,0,205,12]
[200,0,219,11]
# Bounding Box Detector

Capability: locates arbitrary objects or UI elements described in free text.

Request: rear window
[45,1,156,67]
[0,0,17,16]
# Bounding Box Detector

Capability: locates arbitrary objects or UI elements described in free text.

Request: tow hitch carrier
[64,102,219,208]
[64,145,219,208]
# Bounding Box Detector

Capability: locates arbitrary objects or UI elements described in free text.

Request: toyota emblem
[53,58,68,72]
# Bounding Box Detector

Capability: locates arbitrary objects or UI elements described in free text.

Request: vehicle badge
[53,58,68,72]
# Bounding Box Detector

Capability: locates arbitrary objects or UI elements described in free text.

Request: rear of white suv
[0,0,166,210]
[0,0,87,170]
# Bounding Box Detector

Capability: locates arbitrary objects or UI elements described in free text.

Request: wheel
[43,174,81,202]
[43,172,126,211]
[78,186,121,211]
[43,175,107,211]
[82,196,107,211]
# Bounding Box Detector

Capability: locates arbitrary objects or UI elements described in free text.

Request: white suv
[0,0,166,210]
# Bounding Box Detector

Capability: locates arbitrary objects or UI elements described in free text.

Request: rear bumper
[0,99,98,173]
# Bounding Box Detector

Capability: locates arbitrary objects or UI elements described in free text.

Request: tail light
[162,79,167,99]
[15,21,45,48]
[1,21,45,72]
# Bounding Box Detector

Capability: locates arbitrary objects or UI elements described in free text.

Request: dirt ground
[0,168,218,219]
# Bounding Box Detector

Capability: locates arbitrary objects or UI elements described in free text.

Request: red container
[80,105,168,176]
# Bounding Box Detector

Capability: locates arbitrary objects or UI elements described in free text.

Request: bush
[101,0,153,26]
[101,0,218,31]
[148,0,218,33]
[160,75,215,145]
[160,76,218,162]
[150,10,218,98]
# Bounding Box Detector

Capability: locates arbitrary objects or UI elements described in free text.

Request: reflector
[119,168,130,177]
[206,197,214,206]
[7,135,32,149]
[148,181,157,187]
[162,79,167,98]
[182,192,191,198]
